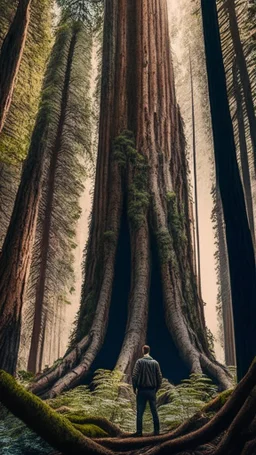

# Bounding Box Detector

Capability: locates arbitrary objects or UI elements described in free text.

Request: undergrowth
[0,368,229,454]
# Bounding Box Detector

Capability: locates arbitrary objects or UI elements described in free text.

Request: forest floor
[1,364,256,455]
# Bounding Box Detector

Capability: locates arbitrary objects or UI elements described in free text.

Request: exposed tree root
[1,361,256,455]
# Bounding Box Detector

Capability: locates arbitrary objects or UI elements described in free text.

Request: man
[132,345,162,436]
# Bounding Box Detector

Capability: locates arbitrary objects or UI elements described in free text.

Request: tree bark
[27,29,78,374]
[215,186,236,367]
[225,0,256,174]
[31,0,231,399]
[190,57,202,300]
[0,111,49,374]
[201,0,256,381]
[0,16,68,374]
[232,61,255,246]
[0,0,32,133]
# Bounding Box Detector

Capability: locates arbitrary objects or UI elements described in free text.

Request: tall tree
[0,0,52,256]
[232,61,255,245]
[31,0,231,399]
[201,0,256,381]
[212,185,236,366]
[0,20,73,375]
[0,0,32,133]
[224,0,256,173]
[26,18,92,374]
[190,57,202,299]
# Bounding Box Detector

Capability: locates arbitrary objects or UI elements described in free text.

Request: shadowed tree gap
[90,206,131,373]
[148,233,190,384]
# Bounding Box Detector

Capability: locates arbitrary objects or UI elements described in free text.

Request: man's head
[142,345,150,355]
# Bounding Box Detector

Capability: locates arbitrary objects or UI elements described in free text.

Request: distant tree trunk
[225,0,256,173]
[0,0,32,133]
[0,17,72,374]
[201,0,256,381]
[0,112,48,374]
[38,310,47,372]
[190,57,202,299]
[31,0,231,399]
[27,28,78,374]
[215,186,236,366]
[232,61,255,246]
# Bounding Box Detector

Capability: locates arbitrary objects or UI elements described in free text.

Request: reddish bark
[0,0,32,133]
[31,0,230,398]
[27,29,78,374]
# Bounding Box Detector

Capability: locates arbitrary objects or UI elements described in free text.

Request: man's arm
[132,360,140,393]
[156,362,162,391]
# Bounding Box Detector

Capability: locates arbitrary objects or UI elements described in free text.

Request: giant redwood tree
[31,0,231,399]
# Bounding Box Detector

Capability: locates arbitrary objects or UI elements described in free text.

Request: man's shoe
[134,432,142,437]
[154,431,160,436]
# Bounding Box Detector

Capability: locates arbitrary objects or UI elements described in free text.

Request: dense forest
[0,0,256,454]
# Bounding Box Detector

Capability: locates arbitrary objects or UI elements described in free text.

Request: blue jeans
[136,388,160,435]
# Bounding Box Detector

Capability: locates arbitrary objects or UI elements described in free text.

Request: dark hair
[142,345,150,355]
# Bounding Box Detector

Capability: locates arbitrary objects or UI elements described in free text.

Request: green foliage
[0,0,53,165]
[157,374,218,430]
[50,369,135,432]
[113,130,135,168]
[21,18,93,369]
[156,229,173,265]
[113,130,150,229]
[49,369,219,435]
[103,230,117,244]
[75,290,96,340]
[0,369,224,452]
[206,327,216,357]
[166,192,187,248]
[57,0,103,27]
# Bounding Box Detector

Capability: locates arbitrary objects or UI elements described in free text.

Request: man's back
[132,355,162,391]
[132,347,162,436]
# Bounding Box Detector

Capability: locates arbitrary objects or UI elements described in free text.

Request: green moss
[166,192,187,248]
[202,388,233,414]
[72,423,108,437]
[113,130,150,230]
[0,371,94,453]
[77,290,96,339]
[156,229,172,264]
[113,130,136,168]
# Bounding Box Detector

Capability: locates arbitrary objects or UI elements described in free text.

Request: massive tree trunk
[31,0,231,399]
[0,0,32,133]
[201,0,256,381]
[215,186,236,367]
[224,0,256,173]
[27,28,78,375]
